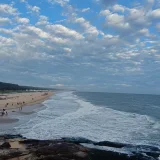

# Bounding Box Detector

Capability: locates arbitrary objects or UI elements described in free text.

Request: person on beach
[1,109,7,116]
[0,111,4,116]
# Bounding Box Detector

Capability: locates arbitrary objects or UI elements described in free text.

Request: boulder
[0,142,11,149]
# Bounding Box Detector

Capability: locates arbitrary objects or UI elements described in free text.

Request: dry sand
[0,91,54,112]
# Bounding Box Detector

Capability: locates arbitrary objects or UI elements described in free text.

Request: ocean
[1,91,160,148]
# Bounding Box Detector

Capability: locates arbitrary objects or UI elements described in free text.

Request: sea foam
[15,91,160,147]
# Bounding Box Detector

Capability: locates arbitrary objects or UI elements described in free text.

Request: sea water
[13,91,160,148]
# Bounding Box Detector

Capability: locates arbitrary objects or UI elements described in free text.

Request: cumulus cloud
[36,15,49,26]
[27,5,40,13]
[150,8,160,19]
[0,36,15,46]
[0,4,18,16]
[46,24,83,40]
[1,0,160,92]
[112,4,126,12]
[15,17,30,24]
[107,13,130,30]
[74,17,100,36]
[0,17,11,26]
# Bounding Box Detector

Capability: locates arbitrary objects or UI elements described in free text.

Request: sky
[0,0,160,94]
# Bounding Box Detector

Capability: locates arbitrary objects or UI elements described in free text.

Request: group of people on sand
[0,101,25,116]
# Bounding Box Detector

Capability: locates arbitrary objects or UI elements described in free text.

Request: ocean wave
[15,91,160,147]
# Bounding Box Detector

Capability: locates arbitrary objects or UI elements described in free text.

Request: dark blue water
[75,92,160,121]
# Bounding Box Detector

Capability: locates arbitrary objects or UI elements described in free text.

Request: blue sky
[0,0,160,94]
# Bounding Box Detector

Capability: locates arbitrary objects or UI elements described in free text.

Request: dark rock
[93,141,127,148]
[0,142,11,149]
[0,135,160,160]
[0,149,26,159]
[62,137,94,144]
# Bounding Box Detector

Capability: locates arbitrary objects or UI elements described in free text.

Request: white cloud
[0,4,17,16]
[0,17,11,26]
[25,26,50,39]
[15,17,30,24]
[0,28,13,35]
[0,36,15,47]
[107,13,130,29]
[82,8,90,12]
[36,16,49,26]
[46,24,83,40]
[1,1,160,91]
[100,10,111,16]
[27,5,40,13]
[112,4,125,12]
[150,8,160,19]
[74,17,99,36]
[139,28,150,37]
[64,47,72,52]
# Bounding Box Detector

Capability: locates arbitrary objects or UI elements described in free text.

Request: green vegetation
[0,82,53,93]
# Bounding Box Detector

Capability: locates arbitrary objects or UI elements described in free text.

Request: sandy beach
[0,91,54,118]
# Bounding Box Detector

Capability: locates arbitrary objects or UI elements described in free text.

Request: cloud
[27,5,40,13]
[100,9,111,16]
[36,16,49,26]
[82,8,90,12]
[74,17,100,36]
[45,24,83,40]
[64,47,72,52]
[24,26,50,39]
[15,17,30,24]
[0,17,11,26]
[1,0,160,92]
[107,13,130,30]
[112,4,125,13]
[0,4,18,16]
[0,28,13,35]
[0,36,15,46]
[150,8,160,19]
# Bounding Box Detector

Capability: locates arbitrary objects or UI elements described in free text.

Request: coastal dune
[0,91,54,111]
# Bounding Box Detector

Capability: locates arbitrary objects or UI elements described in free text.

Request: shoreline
[0,91,54,111]
[0,91,54,123]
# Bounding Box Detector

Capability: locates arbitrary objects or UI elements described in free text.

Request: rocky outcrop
[0,135,159,160]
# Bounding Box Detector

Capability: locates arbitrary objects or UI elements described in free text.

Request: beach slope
[0,91,54,111]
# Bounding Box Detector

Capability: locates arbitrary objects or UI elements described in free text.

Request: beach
[0,91,54,123]
[0,91,160,160]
